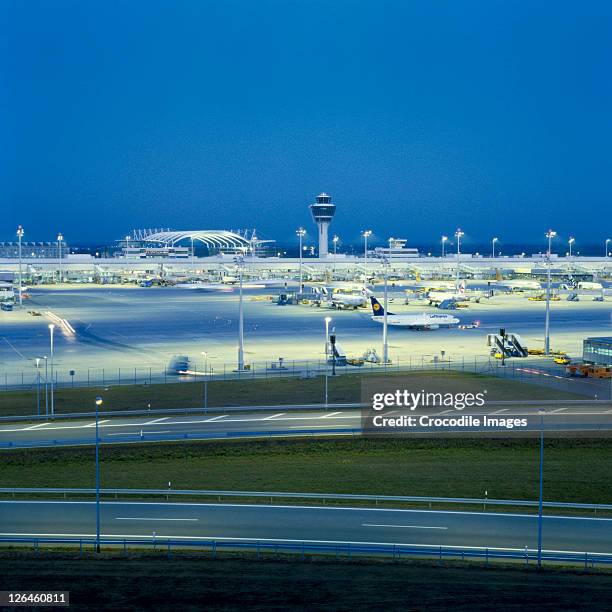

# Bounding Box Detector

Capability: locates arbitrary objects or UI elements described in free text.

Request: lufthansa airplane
[370,297,460,330]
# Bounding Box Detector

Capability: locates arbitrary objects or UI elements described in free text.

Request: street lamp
[382,257,389,365]
[296,228,306,290]
[124,235,131,258]
[201,351,208,411]
[455,229,464,288]
[544,230,557,355]
[441,236,448,258]
[35,357,41,416]
[43,356,48,416]
[362,230,372,280]
[332,235,339,276]
[537,409,545,567]
[236,255,245,371]
[57,233,64,284]
[606,238,611,257]
[16,225,24,307]
[48,324,55,417]
[492,237,498,259]
[95,395,103,553]
[568,237,575,258]
[324,316,332,406]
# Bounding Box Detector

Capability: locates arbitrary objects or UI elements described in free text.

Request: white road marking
[491,409,509,414]
[85,420,110,427]
[143,417,169,425]
[362,523,448,530]
[550,408,568,413]
[204,415,227,422]
[321,412,342,418]
[262,413,285,420]
[115,517,198,522]
[24,423,52,430]
[107,430,172,437]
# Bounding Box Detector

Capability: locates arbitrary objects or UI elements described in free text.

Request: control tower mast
[309,192,336,258]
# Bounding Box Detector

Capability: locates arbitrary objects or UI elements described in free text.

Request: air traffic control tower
[309,192,336,257]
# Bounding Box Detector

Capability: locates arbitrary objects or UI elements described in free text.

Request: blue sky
[2,0,611,246]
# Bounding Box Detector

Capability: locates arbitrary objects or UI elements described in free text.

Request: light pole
[57,233,63,284]
[492,237,498,259]
[48,324,55,417]
[324,316,332,406]
[455,229,464,288]
[441,236,448,258]
[544,230,556,356]
[537,409,545,567]
[35,358,41,417]
[236,255,245,371]
[362,230,372,281]
[201,351,208,411]
[17,225,24,307]
[296,228,306,290]
[568,237,575,258]
[43,356,48,417]
[382,257,389,365]
[124,235,131,258]
[190,236,195,270]
[95,395,103,553]
[332,235,339,276]
[606,238,611,257]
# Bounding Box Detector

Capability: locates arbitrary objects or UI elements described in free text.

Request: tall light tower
[544,229,556,355]
[441,235,448,258]
[362,230,372,280]
[57,232,64,284]
[16,225,24,307]
[568,237,575,257]
[309,193,336,258]
[455,228,464,288]
[492,237,498,259]
[606,238,611,257]
[296,227,306,289]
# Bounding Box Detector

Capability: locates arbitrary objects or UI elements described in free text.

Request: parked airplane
[426,281,480,304]
[314,286,372,309]
[370,297,459,329]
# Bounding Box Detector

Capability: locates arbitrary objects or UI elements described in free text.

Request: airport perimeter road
[0,406,611,448]
[0,501,611,555]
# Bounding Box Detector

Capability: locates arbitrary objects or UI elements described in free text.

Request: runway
[0,500,610,555]
[1,405,611,448]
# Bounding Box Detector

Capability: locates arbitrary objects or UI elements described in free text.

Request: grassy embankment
[2,437,610,505]
[0,552,610,611]
[0,369,582,418]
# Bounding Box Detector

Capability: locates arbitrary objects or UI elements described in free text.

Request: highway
[0,500,611,555]
[0,405,611,448]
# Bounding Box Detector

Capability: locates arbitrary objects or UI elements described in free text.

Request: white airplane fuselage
[371,313,460,329]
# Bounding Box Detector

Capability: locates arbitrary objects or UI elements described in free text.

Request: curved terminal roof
[144,230,251,250]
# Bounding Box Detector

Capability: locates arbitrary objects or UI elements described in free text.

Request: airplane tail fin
[370,296,393,316]
[415,271,422,282]
[495,268,503,282]
[459,280,466,294]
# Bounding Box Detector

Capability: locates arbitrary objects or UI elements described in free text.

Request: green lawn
[0,370,582,418]
[2,438,610,504]
[0,552,610,611]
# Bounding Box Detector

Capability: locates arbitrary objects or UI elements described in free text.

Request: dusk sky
[3,1,611,247]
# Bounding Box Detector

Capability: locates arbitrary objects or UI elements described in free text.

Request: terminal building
[583,337,612,367]
[0,241,68,259]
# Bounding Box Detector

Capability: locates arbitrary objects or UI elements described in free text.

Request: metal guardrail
[0,535,610,568]
[1,487,610,511]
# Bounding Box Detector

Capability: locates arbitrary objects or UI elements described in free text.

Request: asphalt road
[0,405,611,448]
[0,500,610,555]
